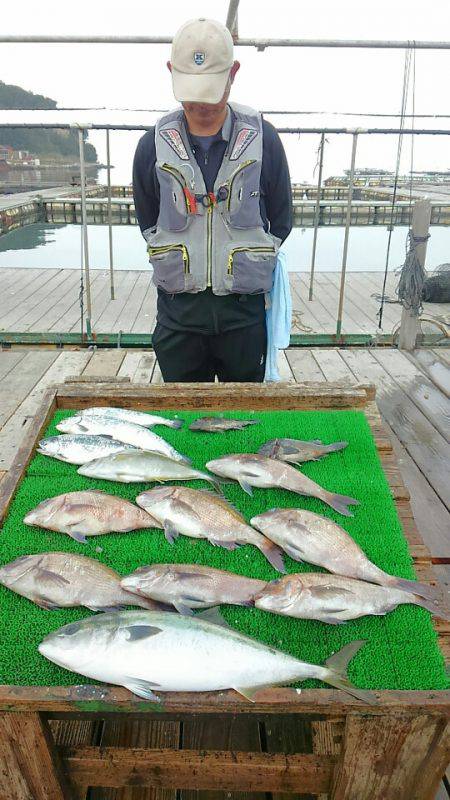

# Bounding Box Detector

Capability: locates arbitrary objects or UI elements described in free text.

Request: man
[133,18,292,382]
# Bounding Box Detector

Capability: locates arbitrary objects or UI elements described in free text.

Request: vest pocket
[225,245,276,294]
[156,163,190,232]
[148,244,190,293]
[225,160,261,229]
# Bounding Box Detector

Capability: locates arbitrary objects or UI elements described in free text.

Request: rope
[396,230,430,314]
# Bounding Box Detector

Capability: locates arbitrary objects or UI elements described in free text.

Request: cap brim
[171,67,230,104]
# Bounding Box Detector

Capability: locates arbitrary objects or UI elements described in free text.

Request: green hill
[0,81,97,163]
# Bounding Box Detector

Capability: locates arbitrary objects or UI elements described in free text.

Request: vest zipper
[227,246,275,276]
[160,164,190,213]
[226,159,256,211]
[147,244,190,274]
[206,205,213,287]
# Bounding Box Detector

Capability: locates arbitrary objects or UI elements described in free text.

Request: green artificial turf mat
[0,407,447,692]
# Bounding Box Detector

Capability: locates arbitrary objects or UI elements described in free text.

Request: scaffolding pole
[336,132,358,338]
[0,123,449,136]
[105,129,115,300]
[78,129,92,337]
[309,132,325,300]
[225,0,240,36]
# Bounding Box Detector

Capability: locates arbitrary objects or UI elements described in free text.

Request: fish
[136,486,285,573]
[37,434,136,465]
[78,450,221,491]
[38,608,374,703]
[23,490,161,544]
[250,508,439,603]
[254,572,450,623]
[206,454,359,517]
[258,438,348,463]
[189,417,259,432]
[80,406,183,430]
[121,563,267,615]
[0,552,164,612]
[56,415,190,464]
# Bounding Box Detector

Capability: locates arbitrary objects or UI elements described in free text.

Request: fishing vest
[147,102,280,296]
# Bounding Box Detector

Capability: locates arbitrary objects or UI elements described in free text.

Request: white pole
[106,129,115,300]
[309,132,325,300]
[398,198,431,350]
[336,132,358,337]
[78,128,92,336]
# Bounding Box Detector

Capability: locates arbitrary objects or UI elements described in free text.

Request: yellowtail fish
[80,407,183,429]
[37,434,136,465]
[78,450,221,491]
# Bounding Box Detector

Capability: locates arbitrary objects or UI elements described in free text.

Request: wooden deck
[0,268,448,336]
[0,345,449,798]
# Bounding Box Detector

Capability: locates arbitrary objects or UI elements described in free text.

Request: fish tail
[325,441,348,454]
[414,594,450,621]
[389,576,443,603]
[169,419,183,430]
[324,640,377,705]
[325,492,360,517]
[256,537,286,573]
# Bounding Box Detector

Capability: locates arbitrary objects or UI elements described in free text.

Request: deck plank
[310,349,355,382]
[82,350,125,378]
[0,269,67,330]
[0,350,59,430]
[409,349,450,398]
[286,349,326,381]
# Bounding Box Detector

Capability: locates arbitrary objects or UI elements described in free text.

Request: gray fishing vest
[146,102,280,296]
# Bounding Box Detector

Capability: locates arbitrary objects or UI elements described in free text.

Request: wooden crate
[0,381,448,800]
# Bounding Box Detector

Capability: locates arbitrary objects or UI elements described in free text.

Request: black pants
[153,322,267,382]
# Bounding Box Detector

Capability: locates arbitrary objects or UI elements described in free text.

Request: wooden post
[0,712,72,800]
[398,198,431,351]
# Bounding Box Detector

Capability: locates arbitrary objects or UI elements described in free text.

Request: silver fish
[189,417,259,432]
[136,486,285,573]
[0,552,163,612]
[57,415,189,464]
[254,572,450,623]
[37,434,136,465]
[80,407,183,429]
[250,508,438,603]
[23,490,161,544]
[121,563,266,615]
[78,451,221,491]
[259,438,348,463]
[206,453,359,517]
[38,608,373,703]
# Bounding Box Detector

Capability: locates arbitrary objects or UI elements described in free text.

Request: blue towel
[264,250,292,382]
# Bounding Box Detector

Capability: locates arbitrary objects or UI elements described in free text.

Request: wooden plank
[151,360,163,384]
[52,269,104,333]
[130,281,157,334]
[434,349,450,366]
[312,720,345,800]
[371,348,450,441]
[285,350,326,381]
[133,353,156,385]
[62,748,335,794]
[117,351,144,380]
[0,350,27,381]
[50,718,102,800]
[277,350,295,382]
[0,350,58,429]
[20,270,81,332]
[0,712,70,800]
[264,715,315,800]
[409,349,450,399]
[0,268,62,324]
[112,272,151,333]
[0,351,92,471]
[94,271,140,331]
[331,714,450,800]
[82,350,126,378]
[0,269,73,330]
[91,718,180,800]
[311,349,356,382]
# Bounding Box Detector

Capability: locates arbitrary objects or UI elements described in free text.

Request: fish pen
[0,381,448,800]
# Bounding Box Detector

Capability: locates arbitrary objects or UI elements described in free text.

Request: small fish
[189,417,259,432]
[136,486,285,573]
[78,451,221,491]
[254,572,450,624]
[57,415,189,464]
[23,490,160,544]
[0,552,164,612]
[259,438,348,463]
[121,563,266,615]
[81,407,183,430]
[38,608,374,703]
[250,508,439,603]
[37,434,136,465]
[206,454,359,517]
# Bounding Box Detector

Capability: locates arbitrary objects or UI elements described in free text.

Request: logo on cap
[194,51,205,65]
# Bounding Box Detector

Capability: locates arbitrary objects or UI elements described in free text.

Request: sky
[1,0,450,183]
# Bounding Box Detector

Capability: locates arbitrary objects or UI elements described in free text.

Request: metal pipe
[226,0,240,34]
[78,129,92,337]
[336,132,358,338]
[2,34,450,49]
[105,129,115,300]
[308,133,325,300]
[1,122,450,135]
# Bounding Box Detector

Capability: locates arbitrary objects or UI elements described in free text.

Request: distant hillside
[0,81,97,163]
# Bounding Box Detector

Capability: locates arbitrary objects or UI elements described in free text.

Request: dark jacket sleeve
[261,119,293,244]
[132,128,160,237]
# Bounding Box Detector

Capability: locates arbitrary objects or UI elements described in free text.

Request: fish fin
[282,544,306,563]
[415,594,450,621]
[169,419,183,429]
[174,601,194,616]
[36,569,70,588]
[389,577,440,603]
[163,520,181,545]
[312,439,323,445]
[308,585,356,600]
[196,607,230,628]
[177,572,214,582]
[125,625,162,641]
[256,539,286,573]
[124,678,161,702]
[324,640,377,704]
[318,615,347,625]
[233,685,259,703]
[325,493,360,517]
[326,440,348,453]
[36,600,62,610]
[209,538,239,551]
[238,479,253,496]
[87,605,126,613]
[68,530,88,544]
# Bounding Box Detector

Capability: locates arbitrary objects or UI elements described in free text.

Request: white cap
[170,18,234,104]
